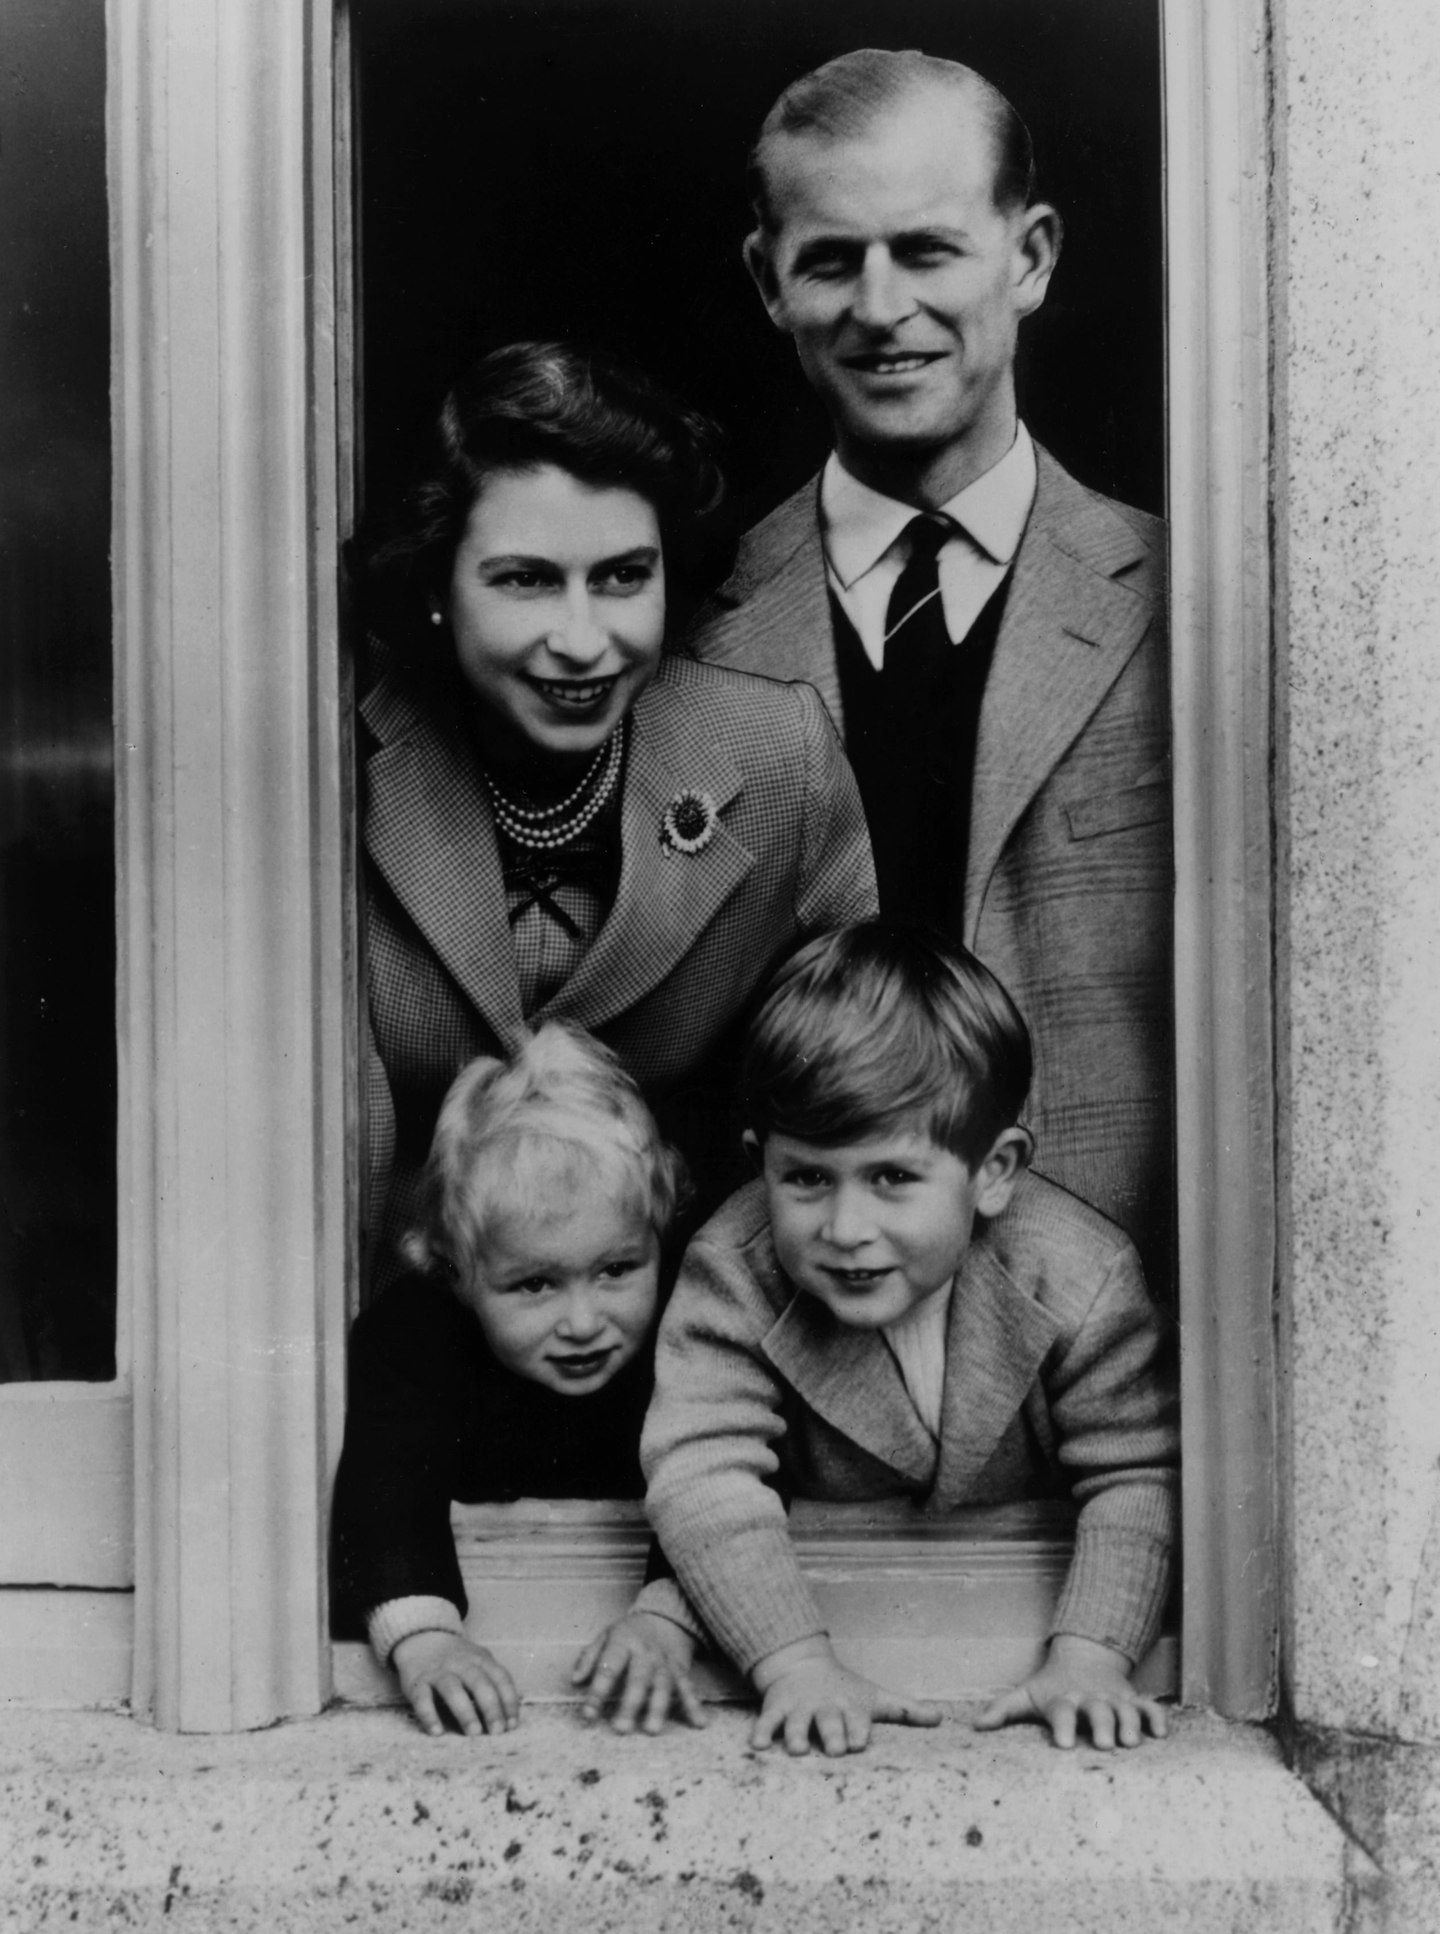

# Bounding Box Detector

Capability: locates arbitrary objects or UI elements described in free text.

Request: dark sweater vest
[831,574,1012,938]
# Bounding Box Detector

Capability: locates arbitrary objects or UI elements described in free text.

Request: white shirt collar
[820,425,1037,591]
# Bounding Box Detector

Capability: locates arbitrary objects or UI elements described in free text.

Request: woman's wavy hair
[402,1021,690,1289]
[350,340,736,694]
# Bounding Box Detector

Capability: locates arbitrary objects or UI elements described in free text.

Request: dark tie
[882,515,953,683]
[861,517,956,922]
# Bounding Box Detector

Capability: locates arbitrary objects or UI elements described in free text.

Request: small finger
[877,1694,944,1730]
[674,1671,710,1731]
[435,1675,485,1738]
[783,1708,816,1757]
[843,1707,872,1755]
[579,1656,621,1724]
[640,1670,672,1736]
[409,1683,446,1739]
[456,1670,506,1736]
[571,1634,605,1685]
[814,1708,849,1758]
[1139,1698,1170,1740]
[749,1704,782,1752]
[612,1661,652,1736]
[1048,1699,1079,1750]
[1083,1700,1117,1751]
[488,1658,522,1727]
[1115,1702,1143,1749]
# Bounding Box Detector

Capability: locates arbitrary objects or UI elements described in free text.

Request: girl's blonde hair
[402,1022,688,1283]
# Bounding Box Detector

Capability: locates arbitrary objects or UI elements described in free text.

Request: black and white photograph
[2,0,1437,1926]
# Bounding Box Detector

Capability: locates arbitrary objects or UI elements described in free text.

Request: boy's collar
[762,1214,1061,1499]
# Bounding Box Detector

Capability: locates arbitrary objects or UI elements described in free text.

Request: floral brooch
[660,788,720,856]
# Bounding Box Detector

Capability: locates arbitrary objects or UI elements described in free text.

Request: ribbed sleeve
[643,1199,827,1674]
[366,1595,463,1666]
[1038,1231,1180,1660]
[1050,1488,1177,1661]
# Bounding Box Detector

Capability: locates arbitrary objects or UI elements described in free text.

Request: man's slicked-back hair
[741,924,1032,1172]
[747,49,1037,235]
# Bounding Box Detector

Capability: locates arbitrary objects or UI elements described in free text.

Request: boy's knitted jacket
[642,1170,1179,1674]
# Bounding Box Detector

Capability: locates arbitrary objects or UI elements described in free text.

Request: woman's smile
[523,672,625,715]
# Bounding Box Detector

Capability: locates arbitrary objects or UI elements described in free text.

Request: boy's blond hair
[403,1023,687,1283]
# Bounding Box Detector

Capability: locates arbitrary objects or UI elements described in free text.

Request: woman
[355,341,876,1282]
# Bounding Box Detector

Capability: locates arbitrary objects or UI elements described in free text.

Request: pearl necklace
[484,727,623,851]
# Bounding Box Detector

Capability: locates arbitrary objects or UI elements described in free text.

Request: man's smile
[842,351,946,377]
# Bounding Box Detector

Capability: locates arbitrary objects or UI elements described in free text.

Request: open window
[0,0,1273,1730]
[330,0,1267,1712]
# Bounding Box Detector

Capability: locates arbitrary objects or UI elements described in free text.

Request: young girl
[331,1021,703,1737]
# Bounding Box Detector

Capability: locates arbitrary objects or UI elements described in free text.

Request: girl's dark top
[330,1269,652,1637]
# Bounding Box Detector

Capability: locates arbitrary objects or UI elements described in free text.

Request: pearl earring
[429,610,443,627]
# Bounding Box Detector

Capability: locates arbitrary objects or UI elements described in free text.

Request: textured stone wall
[1275,0,1440,1745]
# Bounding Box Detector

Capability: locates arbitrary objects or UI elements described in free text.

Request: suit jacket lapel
[691,480,845,732]
[361,670,527,1049]
[929,1233,1061,1508]
[540,663,755,1034]
[963,448,1160,938]
[763,1295,938,1487]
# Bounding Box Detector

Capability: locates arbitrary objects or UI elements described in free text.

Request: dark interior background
[0,0,114,1381]
[355,0,1163,528]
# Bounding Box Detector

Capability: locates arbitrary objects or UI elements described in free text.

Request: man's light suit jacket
[643,1170,1179,1675]
[360,648,877,1277]
[686,447,1173,1289]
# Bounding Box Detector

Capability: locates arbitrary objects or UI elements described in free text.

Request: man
[689,49,1172,1291]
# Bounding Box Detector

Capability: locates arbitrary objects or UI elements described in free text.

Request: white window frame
[0,0,1274,1729]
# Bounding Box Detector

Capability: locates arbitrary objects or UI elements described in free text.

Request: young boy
[641,924,1179,1756]
[331,1022,705,1738]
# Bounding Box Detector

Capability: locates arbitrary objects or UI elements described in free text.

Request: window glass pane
[0,0,115,1381]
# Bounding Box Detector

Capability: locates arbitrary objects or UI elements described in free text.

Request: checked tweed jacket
[360,647,877,1279]
[642,1170,1179,1676]
[687,446,1174,1294]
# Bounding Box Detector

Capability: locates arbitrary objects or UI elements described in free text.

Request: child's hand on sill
[749,1635,943,1757]
[572,1610,709,1734]
[391,1629,521,1738]
[975,1633,1169,1750]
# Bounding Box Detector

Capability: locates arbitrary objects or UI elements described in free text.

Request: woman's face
[445,464,666,773]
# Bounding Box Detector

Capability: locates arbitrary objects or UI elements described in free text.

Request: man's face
[748,91,1057,497]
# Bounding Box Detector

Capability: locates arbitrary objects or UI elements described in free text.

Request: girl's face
[445,463,667,777]
[456,1170,660,1396]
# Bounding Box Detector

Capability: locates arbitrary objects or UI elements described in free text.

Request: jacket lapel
[539,662,756,1034]
[928,1233,1061,1509]
[763,1295,938,1487]
[963,447,1161,938]
[689,480,845,732]
[360,670,527,1050]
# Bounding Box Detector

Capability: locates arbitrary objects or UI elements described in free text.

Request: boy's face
[754,1126,1024,1330]
[456,1174,660,1396]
